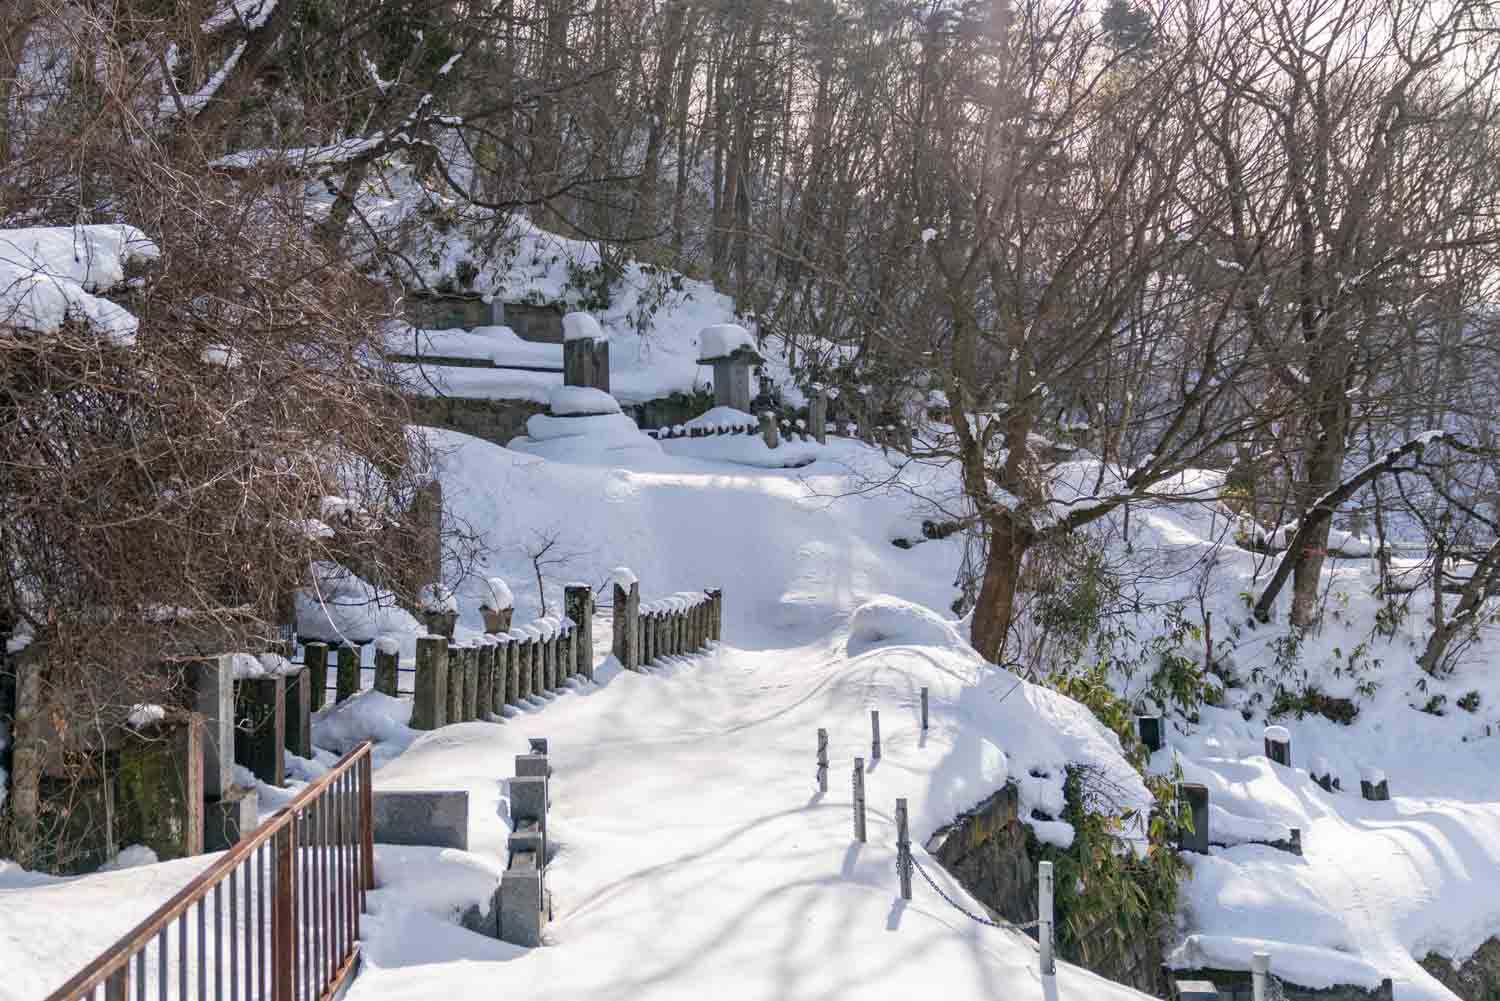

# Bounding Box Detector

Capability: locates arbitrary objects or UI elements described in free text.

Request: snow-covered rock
[548,386,621,416]
[698,322,756,360]
[562,311,605,342]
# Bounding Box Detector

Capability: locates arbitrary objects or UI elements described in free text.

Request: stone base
[372,790,469,850]
[205,785,260,851]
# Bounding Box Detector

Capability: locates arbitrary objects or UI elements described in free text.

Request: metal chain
[905,854,1042,932]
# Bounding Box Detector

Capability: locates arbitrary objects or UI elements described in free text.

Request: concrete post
[921,687,929,731]
[1313,756,1340,793]
[642,610,655,666]
[335,643,361,703]
[811,388,828,445]
[1179,783,1210,853]
[707,588,722,641]
[498,854,545,947]
[896,798,912,901]
[1039,860,1056,976]
[503,637,519,704]
[116,713,204,861]
[374,644,399,697]
[205,785,257,851]
[565,585,594,681]
[529,638,544,696]
[283,667,312,759]
[612,579,640,670]
[1360,768,1390,801]
[303,642,329,712]
[1138,715,1163,752]
[760,411,779,448]
[545,634,559,691]
[515,637,532,700]
[412,635,448,730]
[234,677,285,786]
[853,757,867,843]
[1264,725,1291,767]
[462,643,480,720]
[871,710,881,762]
[1252,950,1270,1001]
[447,644,467,722]
[477,641,495,716]
[563,336,610,392]
[817,728,828,793]
[191,656,235,799]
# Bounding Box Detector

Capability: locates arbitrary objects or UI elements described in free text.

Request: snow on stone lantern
[696,324,762,413]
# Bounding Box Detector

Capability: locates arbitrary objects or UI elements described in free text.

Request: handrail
[45,741,376,1001]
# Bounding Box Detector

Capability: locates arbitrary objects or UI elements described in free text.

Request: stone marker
[374,642,400,697]
[372,790,469,850]
[303,641,330,712]
[565,585,594,680]
[1179,783,1209,853]
[205,784,258,851]
[1264,724,1291,766]
[283,667,313,759]
[116,712,205,860]
[498,852,545,947]
[1312,756,1340,793]
[1360,767,1390,801]
[411,635,448,730]
[234,676,285,786]
[335,643,361,703]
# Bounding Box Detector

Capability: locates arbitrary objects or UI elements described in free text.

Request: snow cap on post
[611,566,639,590]
[696,323,761,363]
[562,311,606,342]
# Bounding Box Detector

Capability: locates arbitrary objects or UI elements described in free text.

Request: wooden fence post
[374,640,399,697]
[335,643,360,703]
[412,636,448,730]
[565,584,594,680]
[612,574,640,670]
[303,642,329,711]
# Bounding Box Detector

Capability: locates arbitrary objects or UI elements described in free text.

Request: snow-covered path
[343,625,1156,1001]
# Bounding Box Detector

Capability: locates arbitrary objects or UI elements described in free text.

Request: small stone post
[920,687,929,731]
[1179,783,1210,853]
[412,635,448,730]
[234,676,285,786]
[612,574,641,670]
[527,638,541,696]
[1264,725,1291,767]
[335,643,361,703]
[447,644,467,722]
[707,588,722,641]
[1313,757,1340,793]
[1360,768,1390,801]
[817,728,829,793]
[811,387,828,445]
[514,637,531,700]
[896,798,912,901]
[1039,860,1056,976]
[477,641,494,715]
[492,637,511,712]
[303,641,329,712]
[544,633,558,691]
[870,710,881,762]
[760,411,779,448]
[1252,950,1270,1001]
[283,667,312,759]
[853,757,867,843]
[1138,715,1163,752]
[373,641,399,697]
[565,585,595,681]
[191,656,235,799]
[641,610,655,666]
[462,644,480,720]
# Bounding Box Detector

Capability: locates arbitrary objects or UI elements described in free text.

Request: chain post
[852,757,866,843]
[816,728,828,793]
[895,798,911,901]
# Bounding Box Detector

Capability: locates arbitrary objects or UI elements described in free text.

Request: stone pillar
[283,668,313,759]
[335,643,361,703]
[1178,783,1209,853]
[504,637,520,704]
[498,853,545,947]
[547,634,560,690]
[303,641,329,712]
[810,388,828,445]
[234,677,285,786]
[760,412,779,449]
[530,638,544,695]
[563,336,611,392]
[514,638,530,700]
[476,641,495,717]
[612,579,640,670]
[411,635,448,730]
[462,644,480,720]
[1360,768,1390,801]
[642,611,655,666]
[706,588,722,641]
[565,585,594,681]
[205,785,257,851]
[191,657,235,799]
[1264,725,1291,767]
[374,643,399,697]
[116,712,204,860]
[561,626,575,681]
[447,644,467,722]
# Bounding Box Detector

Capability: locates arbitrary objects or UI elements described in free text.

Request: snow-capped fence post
[303,641,330,712]
[283,664,313,758]
[503,636,520,704]
[870,710,882,761]
[760,411,779,449]
[811,387,829,445]
[612,570,641,670]
[565,584,595,681]
[920,688,929,731]
[234,676,286,787]
[817,728,829,793]
[707,587,723,641]
[1313,757,1340,793]
[1263,725,1291,767]
[1178,783,1210,853]
[531,635,545,694]
[561,621,575,682]
[336,643,361,704]
[853,757,867,842]
[463,643,480,720]
[1038,860,1056,976]
[1360,767,1390,801]
[544,630,558,690]
[446,643,466,722]
[1137,715,1163,752]
[190,657,236,800]
[642,608,656,665]
[896,798,912,901]
[1251,950,1270,1001]
[374,639,400,697]
[412,635,449,730]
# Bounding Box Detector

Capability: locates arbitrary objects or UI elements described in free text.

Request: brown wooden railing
[45,742,375,1001]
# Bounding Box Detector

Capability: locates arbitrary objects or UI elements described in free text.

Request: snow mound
[0,225,160,343]
[99,845,159,871]
[698,323,756,359]
[847,597,967,655]
[549,386,621,416]
[512,412,662,462]
[684,406,756,431]
[562,311,605,342]
[312,689,417,767]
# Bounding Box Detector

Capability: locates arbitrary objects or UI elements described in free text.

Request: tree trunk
[632,0,687,241]
[6,644,46,868]
[971,514,1029,664]
[1419,537,1500,675]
